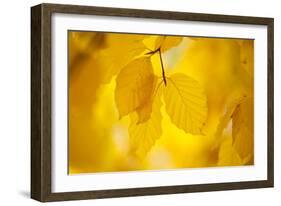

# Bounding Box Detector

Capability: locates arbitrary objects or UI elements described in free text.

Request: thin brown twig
[158,48,167,86]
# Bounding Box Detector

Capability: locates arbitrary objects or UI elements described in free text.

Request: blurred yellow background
[68,31,254,174]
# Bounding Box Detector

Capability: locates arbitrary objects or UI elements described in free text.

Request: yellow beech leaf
[154,36,165,50]
[212,95,247,150]
[237,40,254,81]
[115,57,155,118]
[217,137,243,166]
[155,36,183,52]
[135,101,153,124]
[129,88,163,157]
[97,33,147,83]
[163,73,208,135]
[135,76,162,123]
[214,95,253,165]
[232,97,254,163]
[144,36,183,52]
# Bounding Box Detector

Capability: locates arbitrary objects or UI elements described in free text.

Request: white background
[0,0,279,205]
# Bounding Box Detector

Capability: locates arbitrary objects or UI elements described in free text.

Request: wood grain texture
[31,4,42,201]
[267,20,274,186]
[31,3,274,202]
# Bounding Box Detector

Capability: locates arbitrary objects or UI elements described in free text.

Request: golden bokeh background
[68,31,254,174]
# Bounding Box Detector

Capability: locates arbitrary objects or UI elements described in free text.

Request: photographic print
[68,31,254,174]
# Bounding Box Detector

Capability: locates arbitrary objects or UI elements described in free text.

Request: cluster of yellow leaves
[68,31,254,173]
[114,35,208,157]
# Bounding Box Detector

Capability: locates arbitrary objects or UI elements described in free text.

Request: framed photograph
[31,3,274,202]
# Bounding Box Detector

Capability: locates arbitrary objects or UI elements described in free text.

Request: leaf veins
[115,57,155,119]
[129,87,163,157]
[163,73,208,135]
[232,97,254,163]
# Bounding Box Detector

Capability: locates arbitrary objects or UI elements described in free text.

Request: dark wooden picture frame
[31,3,274,202]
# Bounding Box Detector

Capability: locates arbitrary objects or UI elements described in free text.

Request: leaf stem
[157,48,167,86]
